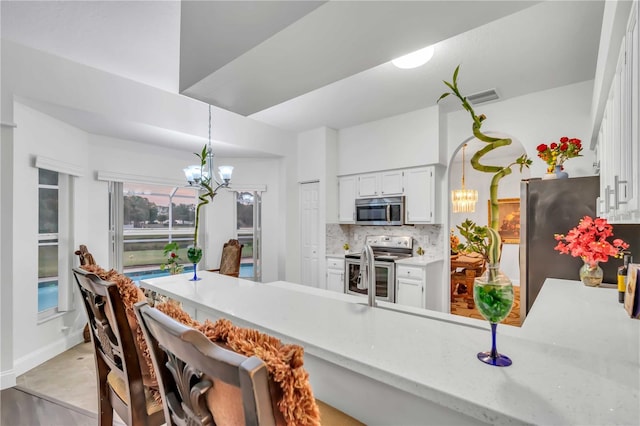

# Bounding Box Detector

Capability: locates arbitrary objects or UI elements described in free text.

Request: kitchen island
[141,273,639,425]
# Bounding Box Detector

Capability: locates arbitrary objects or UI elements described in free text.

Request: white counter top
[395,256,443,266]
[141,273,639,425]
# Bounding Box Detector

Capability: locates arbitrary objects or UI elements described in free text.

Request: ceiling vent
[467,88,500,105]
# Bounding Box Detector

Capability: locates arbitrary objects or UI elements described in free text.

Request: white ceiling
[1,1,605,154]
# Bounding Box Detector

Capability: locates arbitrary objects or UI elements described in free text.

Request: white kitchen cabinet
[326,256,345,293]
[357,173,379,197]
[396,265,425,308]
[357,171,404,198]
[379,170,404,196]
[404,166,439,224]
[395,260,444,311]
[597,2,640,223]
[338,176,357,223]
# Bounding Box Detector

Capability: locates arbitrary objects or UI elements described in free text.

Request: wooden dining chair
[72,268,164,426]
[74,244,97,342]
[208,239,244,277]
[135,302,364,426]
[135,301,276,425]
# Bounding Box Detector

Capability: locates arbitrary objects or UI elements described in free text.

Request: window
[38,168,72,319]
[38,169,59,315]
[235,191,262,281]
[111,182,199,281]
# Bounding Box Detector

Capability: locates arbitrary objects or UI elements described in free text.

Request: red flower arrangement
[536,137,582,173]
[554,216,629,267]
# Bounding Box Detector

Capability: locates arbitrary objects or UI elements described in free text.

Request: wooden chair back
[72,268,164,426]
[74,244,97,266]
[208,239,244,277]
[135,301,276,426]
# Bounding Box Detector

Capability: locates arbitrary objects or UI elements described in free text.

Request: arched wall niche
[447,131,530,287]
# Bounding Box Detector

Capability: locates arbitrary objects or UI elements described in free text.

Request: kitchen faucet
[357,244,377,307]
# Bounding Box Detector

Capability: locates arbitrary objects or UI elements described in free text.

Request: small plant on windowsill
[160,242,184,275]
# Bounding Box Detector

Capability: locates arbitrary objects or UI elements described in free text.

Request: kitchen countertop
[141,273,639,425]
[394,256,443,266]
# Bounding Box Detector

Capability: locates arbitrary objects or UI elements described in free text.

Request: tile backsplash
[327,223,444,259]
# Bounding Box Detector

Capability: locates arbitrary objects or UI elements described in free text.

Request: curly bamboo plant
[439,66,531,267]
[187,145,218,264]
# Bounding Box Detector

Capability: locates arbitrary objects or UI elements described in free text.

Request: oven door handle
[386,204,390,222]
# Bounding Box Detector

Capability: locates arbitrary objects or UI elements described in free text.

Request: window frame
[37,169,74,321]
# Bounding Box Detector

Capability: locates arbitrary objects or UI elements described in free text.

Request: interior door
[300,182,320,287]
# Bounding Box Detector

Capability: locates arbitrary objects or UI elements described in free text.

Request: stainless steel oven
[345,257,395,302]
[355,196,405,226]
[344,235,413,303]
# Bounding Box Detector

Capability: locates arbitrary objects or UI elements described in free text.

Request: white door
[300,182,320,287]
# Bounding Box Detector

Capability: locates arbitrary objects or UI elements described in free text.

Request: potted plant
[439,65,531,270]
[536,137,583,178]
[160,242,184,275]
[554,215,629,286]
[439,66,531,367]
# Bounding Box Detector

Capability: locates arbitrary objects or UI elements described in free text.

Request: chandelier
[183,105,233,191]
[451,143,478,213]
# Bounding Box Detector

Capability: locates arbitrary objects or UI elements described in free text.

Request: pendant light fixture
[451,144,478,213]
[184,105,233,190]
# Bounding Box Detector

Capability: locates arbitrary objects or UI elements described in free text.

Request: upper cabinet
[338,176,357,223]
[597,2,639,223]
[404,166,439,224]
[338,165,440,224]
[357,171,404,198]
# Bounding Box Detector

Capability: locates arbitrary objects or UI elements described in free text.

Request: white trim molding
[97,170,184,188]
[34,155,83,177]
[228,184,267,193]
[0,122,17,128]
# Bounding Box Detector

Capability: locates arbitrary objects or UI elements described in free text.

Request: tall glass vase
[187,245,203,281]
[579,260,603,287]
[473,263,514,367]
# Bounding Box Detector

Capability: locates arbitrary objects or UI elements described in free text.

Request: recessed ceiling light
[391,46,435,69]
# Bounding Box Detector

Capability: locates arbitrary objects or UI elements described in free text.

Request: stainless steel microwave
[355,196,405,226]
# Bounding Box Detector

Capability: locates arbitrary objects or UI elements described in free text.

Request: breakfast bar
[141,273,640,425]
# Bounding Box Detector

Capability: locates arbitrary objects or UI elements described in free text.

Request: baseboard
[13,330,84,377]
[0,369,16,390]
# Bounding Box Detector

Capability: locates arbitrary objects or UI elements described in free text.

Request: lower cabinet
[396,265,426,308]
[326,256,345,293]
[396,260,444,310]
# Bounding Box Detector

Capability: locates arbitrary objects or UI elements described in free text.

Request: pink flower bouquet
[554,216,629,266]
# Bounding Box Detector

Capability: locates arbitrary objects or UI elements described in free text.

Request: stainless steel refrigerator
[520,176,600,317]
[520,175,640,318]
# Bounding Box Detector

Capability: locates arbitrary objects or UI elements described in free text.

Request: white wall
[205,156,284,283]
[1,40,299,384]
[12,103,89,375]
[338,106,441,176]
[447,80,597,177]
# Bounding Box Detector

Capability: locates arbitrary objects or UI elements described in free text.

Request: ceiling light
[391,46,435,69]
[451,144,478,213]
[184,105,233,189]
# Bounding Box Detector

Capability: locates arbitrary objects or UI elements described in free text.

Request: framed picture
[488,198,521,244]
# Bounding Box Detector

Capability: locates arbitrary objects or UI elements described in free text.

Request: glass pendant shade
[218,165,233,182]
[451,143,478,213]
[451,188,479,213]
[184,165,202,184]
